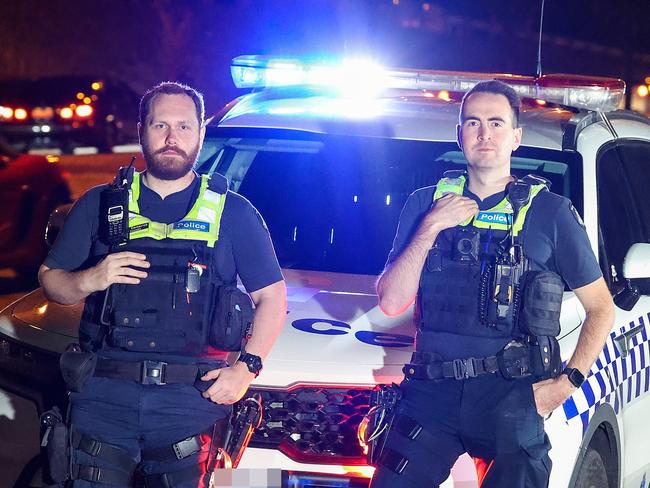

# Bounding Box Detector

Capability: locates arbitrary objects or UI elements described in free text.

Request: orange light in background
[76,92,85,100]
[535,99,547,106]
[645,76,650,85]
[75,104,93,117]
[83,97,92,104]
[14,108,28,120]
[637,85,649,97]
[423,91,435,98]
[37,304,48,315]
[91,94,98,101]
[342,465,375,479]
[91,81,103,91]
[438,90,451,101]
[60,107,74,119]
[46,155,60,163]
[31,107,54,119]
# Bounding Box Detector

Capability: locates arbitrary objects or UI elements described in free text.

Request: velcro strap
[72,431,137,470]
[392,415,422,440]
[72,464,134,486]
[379,448,409,474]
[143,464,204,488]
[143,429,211,462]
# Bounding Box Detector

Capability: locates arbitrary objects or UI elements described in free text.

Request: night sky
[1,0,649,114]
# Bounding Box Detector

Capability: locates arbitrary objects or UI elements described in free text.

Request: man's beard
[142,142,200,180]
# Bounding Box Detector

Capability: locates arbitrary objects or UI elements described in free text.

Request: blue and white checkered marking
[562,312,650,434]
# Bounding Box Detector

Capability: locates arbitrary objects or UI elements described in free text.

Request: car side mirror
[614,243,650,311]
[45,204,73,248]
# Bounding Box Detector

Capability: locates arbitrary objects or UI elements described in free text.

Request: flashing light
[230,56,626,111]
[41,125,51,133]
[83,97,92,104]
[91,81,103,91]
[60,107,74,119]
[31,107,54,119]
[75,104,93,117]
[76,92,85,100]
[637,85,649,98]
[0,106,13,119]
[438,89,451,101]
[14,108,28,120]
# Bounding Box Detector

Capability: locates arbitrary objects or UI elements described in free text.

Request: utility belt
[43,348,264,486]
[404,336,561,381]
[59,346,228,393]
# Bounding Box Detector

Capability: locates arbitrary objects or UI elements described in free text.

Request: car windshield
[197,128,582,276]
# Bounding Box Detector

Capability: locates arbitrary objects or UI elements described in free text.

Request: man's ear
[456,124,463,151]
[512,126,522,151]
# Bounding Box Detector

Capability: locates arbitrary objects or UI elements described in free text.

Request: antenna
[536,0,546,78]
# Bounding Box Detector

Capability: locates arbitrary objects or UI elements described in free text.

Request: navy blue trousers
[370,375,551,488]
[69,376,230,487]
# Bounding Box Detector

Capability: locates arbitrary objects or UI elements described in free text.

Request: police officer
[370,80,614,487]
[38,82,287,487]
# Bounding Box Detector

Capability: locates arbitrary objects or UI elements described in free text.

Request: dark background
[1,0,649,115]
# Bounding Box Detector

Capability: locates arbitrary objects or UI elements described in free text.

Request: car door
[596,137,650,487]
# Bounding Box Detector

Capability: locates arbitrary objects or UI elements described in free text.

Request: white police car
[2,56,650,487]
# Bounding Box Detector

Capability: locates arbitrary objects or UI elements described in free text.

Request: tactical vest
[79,172,229,356]
[417,173,547,343]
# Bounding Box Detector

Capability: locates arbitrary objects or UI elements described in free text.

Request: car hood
[0,269,414,387]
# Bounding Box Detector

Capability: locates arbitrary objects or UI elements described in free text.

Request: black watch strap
[562,367,585,388]
[238,352,263,377]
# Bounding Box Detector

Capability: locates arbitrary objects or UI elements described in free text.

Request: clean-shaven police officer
[370,80,614,487]
[39,82,286,487]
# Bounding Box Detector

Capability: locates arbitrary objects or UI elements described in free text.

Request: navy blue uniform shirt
[386,183,602,359]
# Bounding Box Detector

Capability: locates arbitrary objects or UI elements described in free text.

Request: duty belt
[403,351,500,380]
[94,358,226,386]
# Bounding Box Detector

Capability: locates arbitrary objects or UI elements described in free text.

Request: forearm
[377,234,435,316]
[566,305,615,375]
[245,280,287,360]
[39,265,92,305]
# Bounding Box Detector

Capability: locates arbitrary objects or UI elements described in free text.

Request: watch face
[565,368,584,387]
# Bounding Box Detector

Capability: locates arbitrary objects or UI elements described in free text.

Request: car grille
[246,385,372,464]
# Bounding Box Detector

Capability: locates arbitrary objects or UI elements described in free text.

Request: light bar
[231,55,625,111]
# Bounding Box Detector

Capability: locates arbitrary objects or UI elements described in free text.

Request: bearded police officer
[39,82,286,487]
[370,80,614,487]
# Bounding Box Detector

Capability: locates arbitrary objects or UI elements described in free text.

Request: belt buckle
[452,358,477,380]
[142,360,167,385]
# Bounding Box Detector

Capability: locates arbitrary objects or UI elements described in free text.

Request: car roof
[216,88,579,151]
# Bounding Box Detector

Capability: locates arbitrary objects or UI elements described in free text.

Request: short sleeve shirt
[45,173,283,293]
[387,184,602,290]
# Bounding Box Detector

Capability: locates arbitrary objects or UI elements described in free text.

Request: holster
[40,406,70,485]
[59,348,97,393]
[216,394,263,468]
[207,285,254,351]
[358,384,402,466]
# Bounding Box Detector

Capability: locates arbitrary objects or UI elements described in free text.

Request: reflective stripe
[126,172,226,247]
[432,176,545,236]
[563,312,650,434]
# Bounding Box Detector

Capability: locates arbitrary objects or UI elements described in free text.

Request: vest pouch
[528,335,562,380]
[59,349,97,393]
[517,271,563,337]
[208,285,254,351]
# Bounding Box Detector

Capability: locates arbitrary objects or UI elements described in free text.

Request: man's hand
[81,252,150,294]
[201,361,256,405]
[415,194,479,245]
[532,375,576,417]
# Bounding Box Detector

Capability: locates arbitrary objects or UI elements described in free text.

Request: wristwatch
[238,351,263,377]
[562,367,585,388]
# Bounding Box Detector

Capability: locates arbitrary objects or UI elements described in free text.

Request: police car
[1,56,650,487]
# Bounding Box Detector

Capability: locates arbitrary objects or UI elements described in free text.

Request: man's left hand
[201,362,256,405]
[532,375,577,417]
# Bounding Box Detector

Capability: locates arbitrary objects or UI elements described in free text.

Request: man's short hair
[139,82,205,132]
[460,80,521,128]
